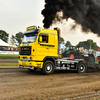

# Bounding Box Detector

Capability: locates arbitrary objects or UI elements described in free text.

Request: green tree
[65,41,72,47]
[87,39,93,45]
[91,42,99,50]
[10,35,16,44]
[76,39,98,50]
[0,30,9,43]
[87,39,93,49]
[60,37,65,44]
[15,32,24,46]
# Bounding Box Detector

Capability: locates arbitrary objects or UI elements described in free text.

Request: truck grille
[19,46,31,55]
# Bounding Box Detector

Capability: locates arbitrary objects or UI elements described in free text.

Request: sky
[0,0,100,47]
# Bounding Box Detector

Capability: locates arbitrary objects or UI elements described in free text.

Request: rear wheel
[42,61,54,75]
[77,62,87,73]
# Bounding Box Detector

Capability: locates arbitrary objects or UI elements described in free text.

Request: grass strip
[0,54,18,57]
[0,63,18,65]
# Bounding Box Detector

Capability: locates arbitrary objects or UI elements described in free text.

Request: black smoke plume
[42,0,100,36]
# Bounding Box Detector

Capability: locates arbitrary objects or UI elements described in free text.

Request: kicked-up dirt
[0,66,100,100]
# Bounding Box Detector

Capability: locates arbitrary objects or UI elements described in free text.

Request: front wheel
[42,61,55,75]
[77,62,87,73]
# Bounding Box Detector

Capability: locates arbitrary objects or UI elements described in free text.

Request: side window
[40,34,48,43]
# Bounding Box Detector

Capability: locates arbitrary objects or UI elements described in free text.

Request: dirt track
[0,66,100,100]
[0,57,18,63]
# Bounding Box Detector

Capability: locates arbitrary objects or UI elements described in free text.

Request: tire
[77,62,87,73]
[42,60,55,75]
[28,67,37,72]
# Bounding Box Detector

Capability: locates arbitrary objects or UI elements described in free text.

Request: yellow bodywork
[18,60,43,68]
[18,27,59,69]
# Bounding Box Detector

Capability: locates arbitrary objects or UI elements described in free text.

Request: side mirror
[39,36,42,42]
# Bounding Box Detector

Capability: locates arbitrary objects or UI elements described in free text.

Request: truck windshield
[22,33,37,43]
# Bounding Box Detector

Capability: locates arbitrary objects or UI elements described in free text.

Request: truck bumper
[18,60,43,69]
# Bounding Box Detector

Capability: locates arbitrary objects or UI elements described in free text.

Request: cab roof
[23,25,59,35]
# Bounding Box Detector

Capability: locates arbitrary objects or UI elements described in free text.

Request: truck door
[48,34,58,57]
[36,34,49,60]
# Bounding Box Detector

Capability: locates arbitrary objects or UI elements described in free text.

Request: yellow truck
[18,25,100,75]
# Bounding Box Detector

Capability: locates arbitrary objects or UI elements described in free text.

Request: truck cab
[18,26,60,74]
